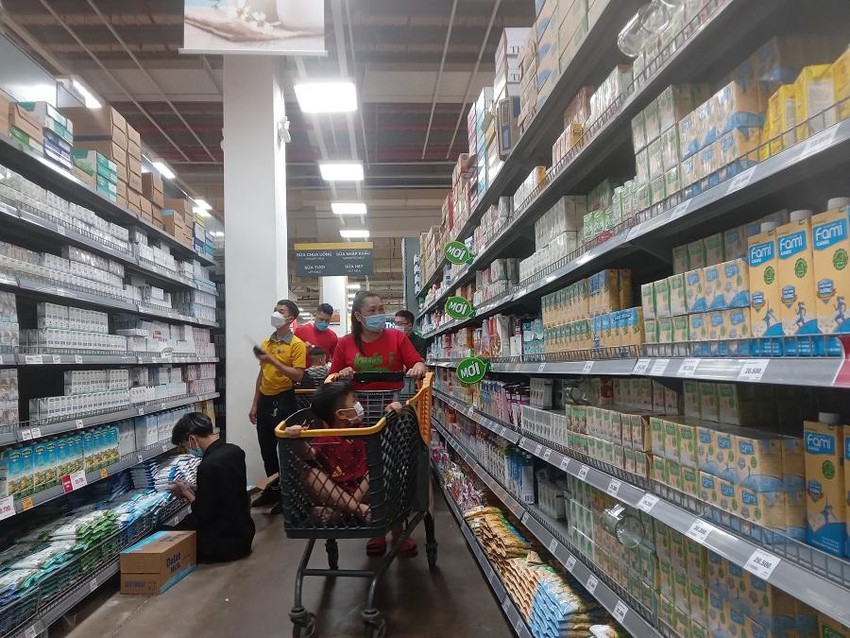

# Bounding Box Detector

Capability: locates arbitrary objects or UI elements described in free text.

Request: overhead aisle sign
[294,242,373,277]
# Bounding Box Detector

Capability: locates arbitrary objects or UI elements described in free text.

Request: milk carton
[777,210,819,346]
[748,222,784,343]
[804,413,845,557]
[812,198,850,336]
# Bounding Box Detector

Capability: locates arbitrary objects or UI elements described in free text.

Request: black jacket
[192,439,256,562]
[409,333,428,360]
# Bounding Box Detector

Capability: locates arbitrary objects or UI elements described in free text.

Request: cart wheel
[426,545,438,570]
[326,538,339,570]
[292,612,317,638]
[364,617,387,638]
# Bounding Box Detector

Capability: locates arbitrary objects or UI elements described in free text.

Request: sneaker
[251,489,278,508]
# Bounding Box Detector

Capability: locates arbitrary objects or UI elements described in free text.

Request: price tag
[607,479,622,497]
[466,405,474,417]
[89,578,98,593]
[69,470,87,490]
[161,351,172,361]
[586,575,599,594]
[0,355,4,365]
[137,407,145,415]
[21,497,33,511]
[161,444,168,453]
[75,419,84,429]
[137,454,144,463]
[566,555,577,571]
[669,199,692,220]
[744,548,781,580]
[686,519,714,543]
[24,354,43,365]
[51,355,61,364]
[56,224,66,236]
[726,166,756,193]
[534,443,543,456]
[650,358,670,376]
[74,355,83,364]
[20,429,32,441]
[543,448,552,462]
[537,362,546,373]
[100,468,108,479]
[559,457,571,472]
[632,358,651,375]
[0,496,15,521]
[679,358,701,377]
[577,465,590,480]
[24,626,37,638]
[636,493,660,513]
[801,125,839,158]
[582,361,594,374]
[737,359,769,382]
[30,427,41,439]
[613,600,628,623]
[548,538,559,553]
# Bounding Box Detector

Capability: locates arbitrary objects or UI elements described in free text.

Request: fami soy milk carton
[812,198,850,339]
[804,413,844,557]
[776,210,819,354]
[748,222,784,352]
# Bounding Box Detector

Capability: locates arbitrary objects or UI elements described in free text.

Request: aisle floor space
[55,494,511,638]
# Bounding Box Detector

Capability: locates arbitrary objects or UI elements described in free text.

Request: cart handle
[275,372,433,439]
[325,371,407,383]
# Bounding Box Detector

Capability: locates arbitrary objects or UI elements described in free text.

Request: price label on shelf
[161,444,168,453]
[636,493,660,513]
[24,355,43,365]
[548,538,559,554]
[21,497,33,511]
[69,470,87,491]
[613,600,628,623]
[75,419,84,429]
[51,355,61,364]
[726,166,756,193]
[137,454,144,463]
[56,224,66,236]
[559,457,571,472]
[566,555,577,571]
[100,468,108,479]
[0,355,4,365]
[30,428,41,439]
[582,361,594,374]
[20,429,32,441]
[737,359,769,382]
[800,125,840,158]
[534,443,543,456]
[24,626,37,638]
[632,358,651,375]
[586,575,599,594]
[607,479,622,498]
[686,519,714,544]
[74,355,83,364]
[0,496,15,521]
[137,407,145,415]
[577,465,589,480]
[744,549,781,580]
[89,578,98,593]
[669,199,692,221]
[543,448,552,462]
[537,362,546,373]
[650,358,670,376]
[679,358,701,377]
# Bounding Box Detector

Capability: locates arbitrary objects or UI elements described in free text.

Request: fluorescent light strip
[346,284,361,290]
[71,79,102,109]
[331,202,367,216]
[294,80,357,113]
[152,161,175,180]
[340,229,369,239]
[319,162,364,182]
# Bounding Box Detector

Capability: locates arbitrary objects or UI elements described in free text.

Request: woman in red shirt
[329,290,426,556]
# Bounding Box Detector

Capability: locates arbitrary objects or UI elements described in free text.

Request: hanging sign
[294,242,373,277]
[182,0,326,56]
[456,356,488,384]
[445,296,475,320]
[444,241,473,265]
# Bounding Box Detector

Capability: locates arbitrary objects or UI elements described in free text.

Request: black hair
[309,346,327,358]
[171,411,214,446]
[317,303,333,316]
[276,299,299,319]
[350,290,382,354]
[311,382,354,425]
[394,310,415,324]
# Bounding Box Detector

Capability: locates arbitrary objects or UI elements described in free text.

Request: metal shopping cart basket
[275,372,436,638]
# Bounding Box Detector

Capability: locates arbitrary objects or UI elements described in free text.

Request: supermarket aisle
[58,493,511,638]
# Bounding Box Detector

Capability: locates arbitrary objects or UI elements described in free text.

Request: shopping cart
[275,372,436,638]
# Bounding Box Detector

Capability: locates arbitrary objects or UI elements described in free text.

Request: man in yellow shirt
[249,299,307,512]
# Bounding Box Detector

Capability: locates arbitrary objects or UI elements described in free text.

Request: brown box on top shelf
[128,170,143,195]
[75,139,127,179]
[139,196,152,219]
[0,93,10,137]
[142,172,165,207]
[164,198,193,217]
[127,188,142,215]
[126,123,141,148]
[8,103,43,141]
[152,205,164,225]
[63,106,127,148]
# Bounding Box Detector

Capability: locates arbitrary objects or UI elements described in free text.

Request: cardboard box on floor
[120,531,196,595]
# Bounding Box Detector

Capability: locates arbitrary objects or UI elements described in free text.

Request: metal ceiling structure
[0,0,535,309]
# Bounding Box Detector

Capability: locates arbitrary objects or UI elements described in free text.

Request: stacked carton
[70,149,120,203]
[126,124,146,220]
[142,172,165,228]
[467,87,494,202]
[451,154,473,233]
[65,106,129,205]
[0,93,9,137]
[494,28,527,160]
[7,102,44,156]
[518,31,538,135]
[535,0,560,110]
[20,102,74,171]
[162,199,194,247]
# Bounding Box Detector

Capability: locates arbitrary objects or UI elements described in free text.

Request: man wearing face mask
[168,412,255,562]
[295,303,338,357]
[249,299,307,512]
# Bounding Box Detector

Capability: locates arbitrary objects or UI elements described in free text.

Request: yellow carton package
[748,223,784,338]
[795,64,836,141]
[767,83,797,151]
[811,201,850,335]
[804,413,845,557]
[776,211,820,341]
[834,46,850,122]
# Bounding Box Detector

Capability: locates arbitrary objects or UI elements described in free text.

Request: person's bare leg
[303,467,363,516]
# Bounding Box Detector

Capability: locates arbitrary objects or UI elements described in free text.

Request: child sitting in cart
[282,382,402,523]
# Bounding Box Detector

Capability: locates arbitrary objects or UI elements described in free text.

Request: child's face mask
[336,402,365,425]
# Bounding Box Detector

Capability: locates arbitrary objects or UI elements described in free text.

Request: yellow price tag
[100,468,108,479]
[21,497,34,511]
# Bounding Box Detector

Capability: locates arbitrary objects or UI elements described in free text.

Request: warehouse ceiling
[0,0,535,307]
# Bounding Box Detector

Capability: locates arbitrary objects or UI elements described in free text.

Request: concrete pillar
[223,56,288,483]
[320,276,349,337]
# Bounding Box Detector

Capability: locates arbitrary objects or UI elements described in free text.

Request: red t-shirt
[330,328,423,390]
[295,323,338,357]
[314,438,367,494]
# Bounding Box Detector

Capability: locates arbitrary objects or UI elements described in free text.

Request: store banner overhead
[295,243,374,277]
[182,0,325,55]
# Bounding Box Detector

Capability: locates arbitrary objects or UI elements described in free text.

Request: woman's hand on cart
[385,401,404,414]
[282,424,308,437]
[406,362,427,378]
[336,367,355,379]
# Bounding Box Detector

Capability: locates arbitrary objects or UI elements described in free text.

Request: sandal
[398,538,418,558]
[366,536,386,556]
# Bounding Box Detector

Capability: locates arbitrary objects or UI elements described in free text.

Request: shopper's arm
[397,332,426,376]
[257,354,304,382]
[249,370,262,424]
[190,463,216,525]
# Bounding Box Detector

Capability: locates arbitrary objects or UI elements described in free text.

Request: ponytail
[351,290,380,355]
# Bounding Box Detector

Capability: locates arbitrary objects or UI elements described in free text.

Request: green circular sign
[445,296,475,320]
[456,356,488,384]
[444,240,473,265]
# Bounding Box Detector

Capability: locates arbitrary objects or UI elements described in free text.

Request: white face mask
[271,312,287,329]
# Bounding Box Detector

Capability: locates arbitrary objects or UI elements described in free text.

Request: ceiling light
[294,80,357,113]
[193,199,212,210]
[331,202,367,216]
[209,231,224,238]
[193,207,212,218]
[346,283,361,290]
[72,79,102,109]
[152,161,175,180]
[319,162,364,182]
[340,229,369,239]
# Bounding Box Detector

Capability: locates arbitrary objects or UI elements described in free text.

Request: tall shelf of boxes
[0,94,220,637]
[419,0,850,637]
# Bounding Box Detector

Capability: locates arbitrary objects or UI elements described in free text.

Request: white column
[223,56,288,483]
[320,276,349,337]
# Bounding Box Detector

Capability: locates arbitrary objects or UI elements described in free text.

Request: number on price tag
[543,448,552,462]
[650,358,670,376]
[74,355,83,364]
[744,548,781,580]
[51,355,61,364]
[686,519,714,543]
[24,626,37,638]
[0,496,15,521]
[801,125,839,158]
[613,600,628,623]
[537,362,546,373]
[56,224,66,236]
[161,444,168,453]
[534,443,543,456]
[607,479,622,497]
[577,465,589,480]
[566,555,577,571]
[70,470,87,490]
[636,493,660,513]
[89,578,98,592]
[25,355,43,365]
[75,419,84,429]
[737,359,769,382]
[582,361,594,374]
[632,358,651,375]
[548,538,559,554]
[560,457,571,472]
[100,468,108,479]
[586,575,599,594]
[21,497,33,511]
[20,429,32,441]
[726,166,756,193]
[137,454,144,463]
[679,358,701,377]
[138,407,145,415]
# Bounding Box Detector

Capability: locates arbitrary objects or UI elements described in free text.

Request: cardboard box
[8,104,42,140]
[120,531,196,595]
[126,124,141,147]
[165,198,193,217]
[129,171,143,194]
[75,139,127,175]
[62,106,127,148]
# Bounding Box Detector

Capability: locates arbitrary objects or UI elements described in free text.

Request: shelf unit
[3,353,218,367]
[433,470,534,638]
[432,389,850,628]
[432,417,664,638]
